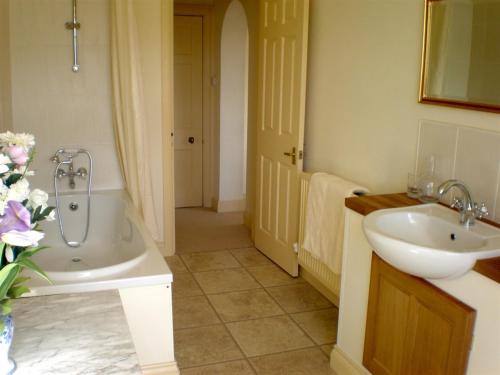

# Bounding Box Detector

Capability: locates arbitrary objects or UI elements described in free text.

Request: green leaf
[41,206,55,217]
[0,264,21,300]
[7,285,30,299]
[0,320,4,332]
[5,173,23,187]
[16,246,48,261]
[0,300,12,315]
[12,276,31,286]
[15,258,51,284]
[32,205,42,222]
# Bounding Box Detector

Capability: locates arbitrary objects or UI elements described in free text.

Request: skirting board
[299,266,340,306]
[141,361,179,375]
[214,198,246,213]
[330,346,370,375]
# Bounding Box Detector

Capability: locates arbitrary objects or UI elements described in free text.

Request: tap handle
[475,202,489,219]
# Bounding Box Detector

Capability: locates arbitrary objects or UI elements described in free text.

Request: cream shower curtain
[110,0,161,241]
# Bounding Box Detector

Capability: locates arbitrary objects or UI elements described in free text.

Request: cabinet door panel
[364,254,476,375]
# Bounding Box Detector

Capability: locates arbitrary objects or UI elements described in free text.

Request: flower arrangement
[0,131,54,330]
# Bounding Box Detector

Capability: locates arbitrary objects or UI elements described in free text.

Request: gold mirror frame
[419,0,500,114]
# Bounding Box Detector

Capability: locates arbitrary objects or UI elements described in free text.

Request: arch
[218,0,249,211]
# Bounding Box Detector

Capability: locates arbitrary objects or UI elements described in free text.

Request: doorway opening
[216,0,249,213]
[173,1,249,213]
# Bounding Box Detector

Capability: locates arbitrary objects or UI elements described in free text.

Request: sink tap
[437,180,488,227]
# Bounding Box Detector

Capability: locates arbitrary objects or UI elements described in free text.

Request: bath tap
[437,179,488,227]
[52,149,88,189]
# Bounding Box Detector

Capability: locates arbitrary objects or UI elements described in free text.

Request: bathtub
[22,190,177,373]
[27,190,172,295]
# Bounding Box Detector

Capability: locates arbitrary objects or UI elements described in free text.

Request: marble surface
[10,290,140,374]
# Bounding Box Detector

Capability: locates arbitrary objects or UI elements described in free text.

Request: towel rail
[297,172,341,305]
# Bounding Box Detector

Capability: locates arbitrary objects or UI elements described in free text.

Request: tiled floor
[167,208,337,375]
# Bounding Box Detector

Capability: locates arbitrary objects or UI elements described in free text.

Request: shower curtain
[110,0,161,241]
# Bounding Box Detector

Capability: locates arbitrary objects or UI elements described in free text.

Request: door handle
[283,147,297,165]
[188,137,195,144]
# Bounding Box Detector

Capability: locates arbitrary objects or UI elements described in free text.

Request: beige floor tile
[176,208,253,252]
[173,273,204,298]
[165,255,188,274]
[208,289,284,322]
[181,251,240,272]
[173,296,221,329]
[247,265,304,287]
[291,308,339,344]
[249,348,335,375]
[226,315,314,357]
[193,268,261,294]
[267,284,333,313]
[180,360,255,375]
[174,325,243,368]
[320,344,334,357]
[231,248,273,268]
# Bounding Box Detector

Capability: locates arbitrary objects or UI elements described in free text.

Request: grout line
[172,222,337,372]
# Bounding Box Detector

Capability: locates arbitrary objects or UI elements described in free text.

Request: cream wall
[211,0,258,225]
[219,0,248,206]
[304,0,500,196]
[0,0,12,132]
[9,0,123,193]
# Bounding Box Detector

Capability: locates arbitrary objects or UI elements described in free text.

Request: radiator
[298,172,341,305]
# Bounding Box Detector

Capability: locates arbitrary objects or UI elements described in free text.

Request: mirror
[420,0,500,113]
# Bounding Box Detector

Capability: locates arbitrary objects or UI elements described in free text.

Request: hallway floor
[166,208,337,374]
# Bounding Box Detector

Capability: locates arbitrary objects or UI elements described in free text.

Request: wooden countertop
[345,193,500,284]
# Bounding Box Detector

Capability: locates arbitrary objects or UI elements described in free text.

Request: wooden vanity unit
[344,193,500,375]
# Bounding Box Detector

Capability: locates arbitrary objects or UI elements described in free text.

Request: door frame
[174,4,215,208]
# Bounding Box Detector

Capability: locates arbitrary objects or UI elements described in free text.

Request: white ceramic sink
[362,203,500,279]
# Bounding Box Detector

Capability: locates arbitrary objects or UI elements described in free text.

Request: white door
[255,0,310,276]
[174,15,203,208]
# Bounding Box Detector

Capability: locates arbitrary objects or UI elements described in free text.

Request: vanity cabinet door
[363,254,476,375]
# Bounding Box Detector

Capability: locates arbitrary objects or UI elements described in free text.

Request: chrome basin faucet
[437,179,488,227]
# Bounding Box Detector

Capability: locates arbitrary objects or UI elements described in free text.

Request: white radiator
[298,172,341,305]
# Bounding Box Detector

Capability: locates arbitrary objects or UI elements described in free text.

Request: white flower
[0,131,35,150]
[5,247,14,263]
[1,230,44,247]
[28,189,49,208]
[0,183,9,215]
[0,154,11,174]
[7,178,30,203]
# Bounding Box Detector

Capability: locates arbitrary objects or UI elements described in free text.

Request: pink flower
[7,145,29,166]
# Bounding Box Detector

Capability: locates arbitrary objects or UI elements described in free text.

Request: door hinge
[299,150,303,160]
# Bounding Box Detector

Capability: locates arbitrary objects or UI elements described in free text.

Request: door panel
[255,0,309,276]
[174,16,203,208]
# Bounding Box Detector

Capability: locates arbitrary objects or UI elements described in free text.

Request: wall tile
[455,127,500,217]
[417,122,500,223]
[10,0,122,194]
[416,120,458,182]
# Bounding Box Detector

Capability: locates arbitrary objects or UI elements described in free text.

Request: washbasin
[362,203,500,279]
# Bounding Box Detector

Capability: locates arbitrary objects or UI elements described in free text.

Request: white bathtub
[27,190,172,296]
[22,190,176,372]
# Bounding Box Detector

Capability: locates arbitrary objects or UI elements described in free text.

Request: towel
[302,173,369,275]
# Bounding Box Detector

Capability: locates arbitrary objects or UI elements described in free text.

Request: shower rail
[65,0,80,72]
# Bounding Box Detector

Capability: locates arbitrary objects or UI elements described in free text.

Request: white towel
[302,173,369,275]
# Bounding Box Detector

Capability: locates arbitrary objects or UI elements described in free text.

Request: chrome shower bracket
[65,0,80,73]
